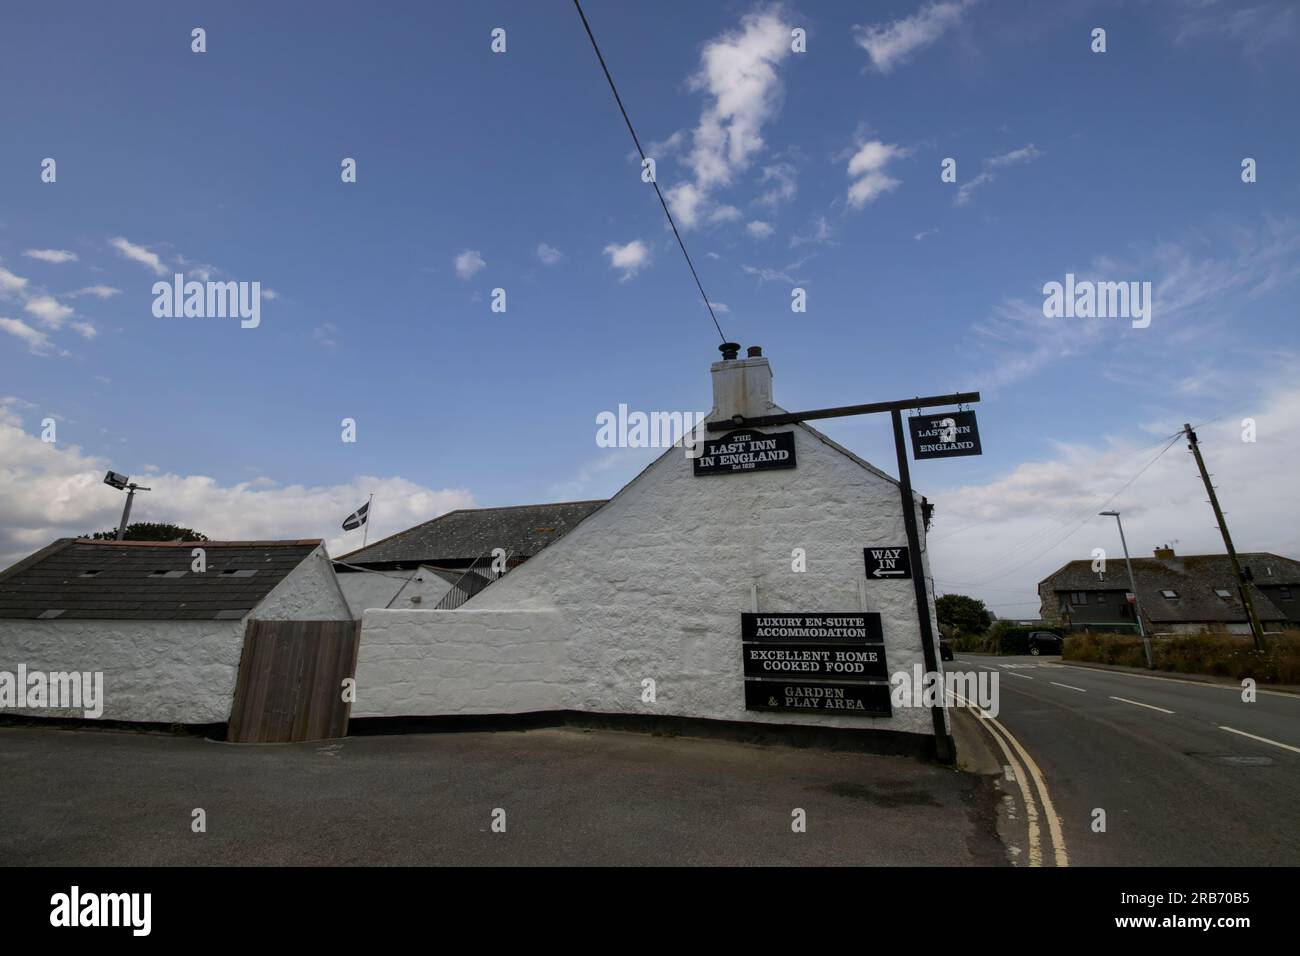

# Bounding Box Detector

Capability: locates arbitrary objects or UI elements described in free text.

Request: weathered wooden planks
[227,619,361,743]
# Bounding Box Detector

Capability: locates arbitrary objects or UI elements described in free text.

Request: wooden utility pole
[1182,424,1265,650]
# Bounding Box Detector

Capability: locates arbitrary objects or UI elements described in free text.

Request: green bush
[1063,629,1300,683]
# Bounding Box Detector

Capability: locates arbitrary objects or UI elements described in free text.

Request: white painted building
[354,348,947,747]
[0,539,350,724]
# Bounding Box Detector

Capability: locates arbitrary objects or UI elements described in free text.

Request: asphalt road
[0,724,1006,866]
[954,654,1300,866]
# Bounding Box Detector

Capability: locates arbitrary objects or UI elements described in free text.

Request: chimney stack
[709,345,774,423]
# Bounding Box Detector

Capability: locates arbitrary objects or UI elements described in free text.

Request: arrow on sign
[872,568,906,577]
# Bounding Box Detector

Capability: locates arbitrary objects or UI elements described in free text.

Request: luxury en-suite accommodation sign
[908,410,982,460]
[693,429,796,476]
[741,612,891,716]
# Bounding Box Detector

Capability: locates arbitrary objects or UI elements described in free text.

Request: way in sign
[864,547,911,579]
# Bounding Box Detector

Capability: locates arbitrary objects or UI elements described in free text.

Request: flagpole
[362,493,373,547]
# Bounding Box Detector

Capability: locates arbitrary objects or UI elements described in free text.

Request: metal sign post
[709,391,979,764]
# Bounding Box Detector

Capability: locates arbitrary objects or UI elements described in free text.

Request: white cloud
[70,321,97,339]
[24,295,73,329]
[454,249,486,280]
[966,217,1300,390]
[928,384,1300,618]
[667,7,793,228]
[709,301,731,314]
[846,140,903,208]
[0,266,29,295]
[956,143,1042,206]
[758,162,797,206]
[0,411,477,568]
[854,0,976,74]
[0,316,55,354]
[312,323,339,348]
[746,220,775,239]
[261,288,280,300]
[709,204,743,224]
[603,239,651,280]
[23,249,78,264]
[741,255,811,285]
[67,285,121,299]
[109,237,168,276]
[666,182,706,229]
[790,216,833,247]
[537,243,563,265]
[914,228,939,241]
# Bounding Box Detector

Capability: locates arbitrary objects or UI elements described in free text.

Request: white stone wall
[355,416,945,737]
[337,567,455,620]
[352,610,563,717]
[0,619,245,723]
[254,545,351,620]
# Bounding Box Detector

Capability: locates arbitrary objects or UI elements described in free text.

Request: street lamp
[103,471,151,541]
[1099,510,1154,669]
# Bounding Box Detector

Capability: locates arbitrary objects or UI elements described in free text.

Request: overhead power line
[572,0,727,343]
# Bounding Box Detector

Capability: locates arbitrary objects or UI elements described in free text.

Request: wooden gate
[227,619,361,743]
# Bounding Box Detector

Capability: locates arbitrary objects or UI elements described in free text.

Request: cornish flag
[342,501,369,531]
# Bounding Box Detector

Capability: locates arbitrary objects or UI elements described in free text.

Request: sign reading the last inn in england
[693,429,796,476]
[908,410,982,460]
[741,612,891,717]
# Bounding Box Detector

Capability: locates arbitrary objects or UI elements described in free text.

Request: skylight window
[78,570,102,578]
[218,569,257,578]
[1215,589,1232,599]
[148,570,187,578]
[1160,589,1178,599]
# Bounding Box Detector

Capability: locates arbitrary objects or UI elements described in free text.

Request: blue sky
[3,0,1298,615]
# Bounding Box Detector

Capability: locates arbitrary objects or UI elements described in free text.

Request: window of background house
[1161,589,1178,599]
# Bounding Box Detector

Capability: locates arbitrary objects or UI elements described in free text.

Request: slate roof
[1038,552,1300,624]
[337,500,607,566]
[0,539,321,621]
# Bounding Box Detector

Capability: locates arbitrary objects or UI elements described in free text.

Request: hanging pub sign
[741,612,891,717]
[864,546,912,580]
[908,410,982,460]
[693,429,796,476]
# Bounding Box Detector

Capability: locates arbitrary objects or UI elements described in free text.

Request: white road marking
[1219,726,1300,755]
[1059,662,1298,700]
[1006,672,1035,680]
[1049,681,1087,693]
[1109,695,1174,714]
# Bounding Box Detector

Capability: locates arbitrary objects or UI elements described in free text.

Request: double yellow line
[950,691,1069,867]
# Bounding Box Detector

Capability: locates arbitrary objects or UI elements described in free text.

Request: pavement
[0,723,1008,866]
[952,653,1300,866]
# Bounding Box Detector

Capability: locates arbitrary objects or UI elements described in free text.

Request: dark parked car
[939,637,954,661]
[1027,631,1063,656]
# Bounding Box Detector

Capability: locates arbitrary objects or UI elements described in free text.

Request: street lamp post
[103,471,151,540]
[1100,510,1154,670]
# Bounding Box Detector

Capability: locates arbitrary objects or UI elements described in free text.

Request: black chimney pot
[718,342,741,360]
[746,345,762,358]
